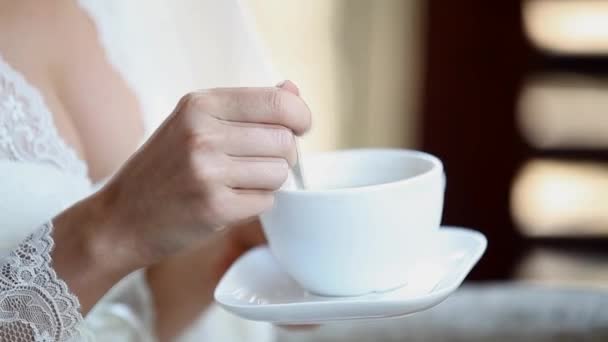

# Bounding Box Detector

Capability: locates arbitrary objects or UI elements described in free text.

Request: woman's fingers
[225,157,289,190]
[190,87,311,135]
[224,189,275,222]
[221,123,297,166]
[277,79,300,96]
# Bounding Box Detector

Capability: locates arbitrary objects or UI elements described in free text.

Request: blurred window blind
[513,0,608,237]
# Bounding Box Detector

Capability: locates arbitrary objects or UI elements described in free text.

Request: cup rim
[281,148,443,196]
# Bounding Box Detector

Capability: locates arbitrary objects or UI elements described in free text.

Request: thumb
[276,80,300,96]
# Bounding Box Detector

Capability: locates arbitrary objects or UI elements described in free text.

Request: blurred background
[245,0,423,152]
[244,0,608,288]
[242,0,608,341]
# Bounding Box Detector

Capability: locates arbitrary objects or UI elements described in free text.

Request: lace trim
[0,55,88,177]
[0,223,84,341]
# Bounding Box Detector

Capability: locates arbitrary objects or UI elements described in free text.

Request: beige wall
[244,0,425,152]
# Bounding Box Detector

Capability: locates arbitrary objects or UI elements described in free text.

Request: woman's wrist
[51,189,140,313]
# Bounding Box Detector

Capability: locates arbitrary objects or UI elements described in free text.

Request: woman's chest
[0,5,146,183]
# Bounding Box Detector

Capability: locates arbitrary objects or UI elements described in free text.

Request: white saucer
[214,226,487,324]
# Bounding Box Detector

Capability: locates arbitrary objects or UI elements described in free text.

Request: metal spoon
[292,139,307,190]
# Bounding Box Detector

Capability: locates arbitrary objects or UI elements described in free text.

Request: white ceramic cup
[260,149,445,297]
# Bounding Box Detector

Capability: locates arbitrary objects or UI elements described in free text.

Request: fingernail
[276,80,287,88]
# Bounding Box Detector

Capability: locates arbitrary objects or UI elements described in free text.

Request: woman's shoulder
[0,0,103,73]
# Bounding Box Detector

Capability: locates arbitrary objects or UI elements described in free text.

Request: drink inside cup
[260,149,445,297]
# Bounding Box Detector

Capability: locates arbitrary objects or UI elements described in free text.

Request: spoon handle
[292,139,306,190]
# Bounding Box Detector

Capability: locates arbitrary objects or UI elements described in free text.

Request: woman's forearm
[51,190,139,314]
[146,233,232,341]
[146,219,267,341]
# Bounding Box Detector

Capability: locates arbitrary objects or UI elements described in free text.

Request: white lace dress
[0,0,278,341]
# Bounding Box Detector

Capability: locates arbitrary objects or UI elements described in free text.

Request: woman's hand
[97,82,311,268]
[52,82,310,313]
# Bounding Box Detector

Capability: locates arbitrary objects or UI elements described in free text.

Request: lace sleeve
[0,53,89,341]
[0,223,84,341]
